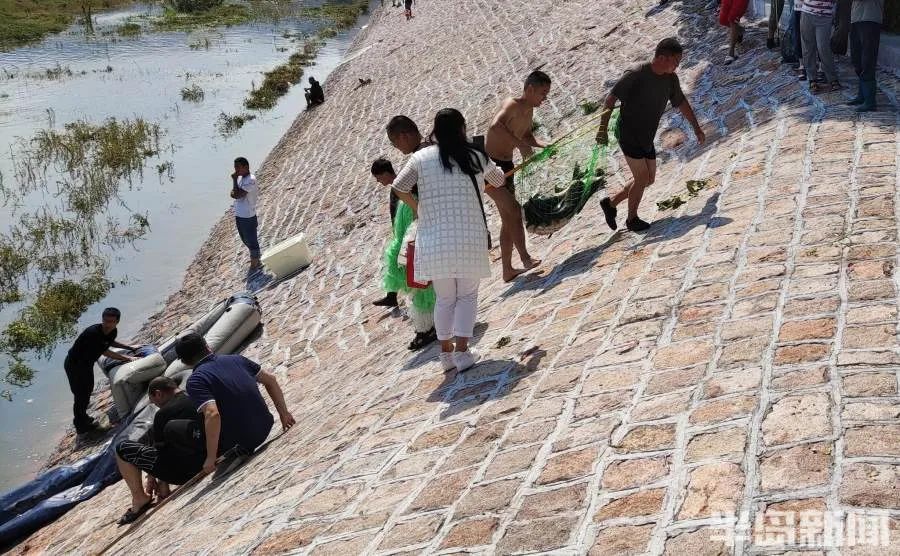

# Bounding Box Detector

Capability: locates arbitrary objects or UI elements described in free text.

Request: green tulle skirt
[381,201,435,312]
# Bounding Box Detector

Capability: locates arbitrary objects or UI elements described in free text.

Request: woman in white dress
[392,108,507,372]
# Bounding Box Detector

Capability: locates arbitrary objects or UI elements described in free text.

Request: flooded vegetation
[0,0,372,488]
[1,117,167,398]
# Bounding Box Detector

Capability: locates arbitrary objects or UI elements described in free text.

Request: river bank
[13,0,900,553]
[0,0,375,491]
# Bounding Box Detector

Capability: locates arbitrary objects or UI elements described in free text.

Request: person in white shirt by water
[230,156,262,269]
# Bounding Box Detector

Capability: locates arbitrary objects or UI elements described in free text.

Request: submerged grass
[181,83,205,102]
[0,0,136,50]
[217,111,256,136]
[1,117,169,398]
[117,21,141,36]
[153,3,251,31]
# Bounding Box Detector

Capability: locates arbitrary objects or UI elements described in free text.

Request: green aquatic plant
[154,3,250,30]
[118,22,141,36]
[188,36,211,49]
[1,272,111,400]
[167,0,223,12]
[181,83,205,102]
[0,116,171,399]
[0,0,136,50]
[216,111,256,136]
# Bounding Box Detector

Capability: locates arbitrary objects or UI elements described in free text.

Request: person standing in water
[596,38,705,232]
[391,108,507,373]
[485,70,548,282]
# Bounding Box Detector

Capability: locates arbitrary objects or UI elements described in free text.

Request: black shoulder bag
[467,171,492,250]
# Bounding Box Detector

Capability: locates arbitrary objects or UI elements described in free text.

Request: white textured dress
[392,145,506,282]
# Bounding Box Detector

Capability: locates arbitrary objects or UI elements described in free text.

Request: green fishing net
[515,110,619,236]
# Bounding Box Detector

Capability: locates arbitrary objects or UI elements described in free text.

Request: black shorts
[116,420,204,484]
[491,158,515,191]
[404,0,412,8]
[117,440,200,485]
[619,141,656,160]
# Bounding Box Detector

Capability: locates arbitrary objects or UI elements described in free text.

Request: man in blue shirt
[176,333,295,474]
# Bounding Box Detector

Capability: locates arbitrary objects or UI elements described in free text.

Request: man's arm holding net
[594,95,618,145]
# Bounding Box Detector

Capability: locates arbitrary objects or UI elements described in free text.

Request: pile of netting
[514,109,619,236]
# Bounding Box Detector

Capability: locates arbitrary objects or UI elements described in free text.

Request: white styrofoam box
[262,233,312,279]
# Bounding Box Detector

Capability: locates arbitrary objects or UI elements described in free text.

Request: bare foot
[522,258,542,270]
[157,484,171,501]
[503,268,528,283]
[131,492,152,513]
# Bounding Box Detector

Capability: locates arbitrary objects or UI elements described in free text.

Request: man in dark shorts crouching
[596,38,705,232]
[114,376,205,524]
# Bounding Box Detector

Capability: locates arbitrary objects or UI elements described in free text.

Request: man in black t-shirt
[65,307,139,436]
[595,38,706,232]
[114,376,206,524]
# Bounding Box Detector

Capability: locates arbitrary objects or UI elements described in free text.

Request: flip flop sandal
[829,81,844,92]
[117,501,153,525]
[724,55,737,65]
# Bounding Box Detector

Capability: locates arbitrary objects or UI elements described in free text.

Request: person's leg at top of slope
[803,2,842,93]
[405,0,413,20]
[595,38,706,233]
[485,70,551,282]
[847,0,883,111]
[768,0,785,48]
[719,0,749,64]
[230,156,262,269]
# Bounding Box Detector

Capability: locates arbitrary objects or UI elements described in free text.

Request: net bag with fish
[513,110,619,236]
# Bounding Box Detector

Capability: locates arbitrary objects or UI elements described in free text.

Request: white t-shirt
[233,173,258,218]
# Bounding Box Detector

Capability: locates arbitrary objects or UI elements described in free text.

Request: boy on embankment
[484,70,550,282]
[371,158,437,350]
[230,157,261,270]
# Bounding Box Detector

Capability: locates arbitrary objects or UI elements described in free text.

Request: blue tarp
[0,292,261,548]
[0,403,156,549]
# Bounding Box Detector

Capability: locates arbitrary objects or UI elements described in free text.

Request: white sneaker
[453,350,478,372]
[439,352,456,372]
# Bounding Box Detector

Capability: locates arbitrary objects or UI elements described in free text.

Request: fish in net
[514,110,619,236]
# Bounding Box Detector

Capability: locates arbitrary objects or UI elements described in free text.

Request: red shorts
[719,0,749,26]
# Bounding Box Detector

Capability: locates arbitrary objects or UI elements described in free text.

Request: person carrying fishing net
[596,38,705,232]
[484,70,550,282]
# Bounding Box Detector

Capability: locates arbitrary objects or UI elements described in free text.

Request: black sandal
[117,500,153,525]
[407,328,437,351]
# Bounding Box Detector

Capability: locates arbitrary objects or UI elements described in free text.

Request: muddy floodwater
[0,1,369,491]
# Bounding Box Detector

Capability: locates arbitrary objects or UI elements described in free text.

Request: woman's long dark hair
[431,108,484,177]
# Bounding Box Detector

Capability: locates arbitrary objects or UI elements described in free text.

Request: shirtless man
[485,70,549,282]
